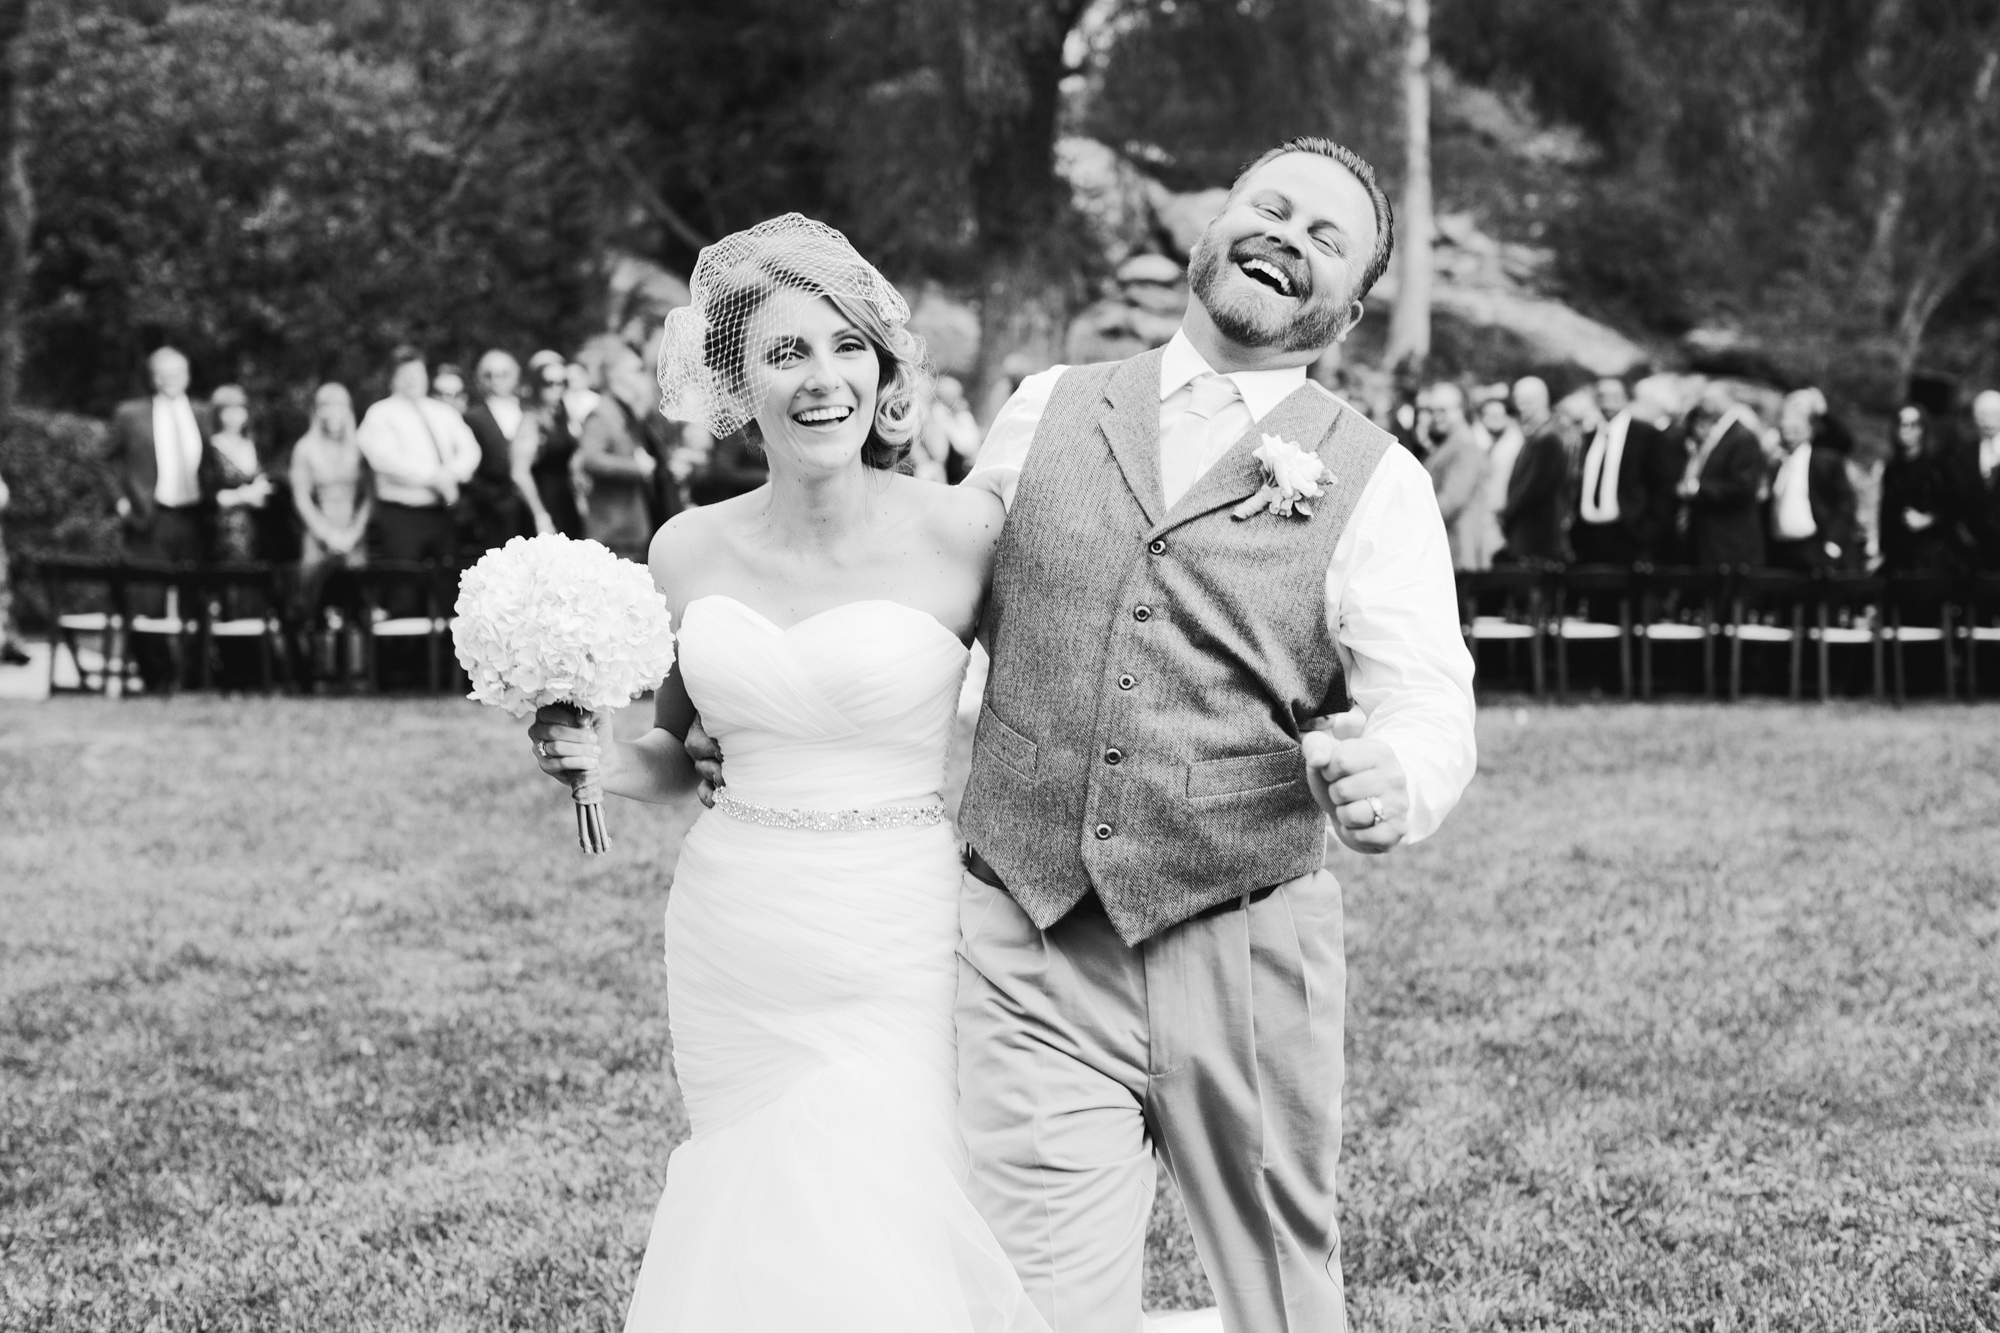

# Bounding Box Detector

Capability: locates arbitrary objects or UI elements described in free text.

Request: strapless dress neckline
[685,593,966,649]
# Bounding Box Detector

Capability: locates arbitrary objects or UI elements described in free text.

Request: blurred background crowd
[0,0,1998,694]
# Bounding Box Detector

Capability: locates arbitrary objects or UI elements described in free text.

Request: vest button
[1104,748,1123,765]
[1148,538,1167,555]
[1117,673,1136,690]
[1094,823,1113,840]
[1132,605,1152,622]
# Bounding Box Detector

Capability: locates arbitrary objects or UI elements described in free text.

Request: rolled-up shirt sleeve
[961,367,1065,513]
[1326,444,1478,845]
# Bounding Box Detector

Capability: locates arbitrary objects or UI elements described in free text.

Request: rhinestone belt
[712,789,947,832]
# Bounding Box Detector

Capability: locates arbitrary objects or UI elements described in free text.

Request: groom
[954,137,1476,1331]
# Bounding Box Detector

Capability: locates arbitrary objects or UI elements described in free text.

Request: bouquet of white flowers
[452,535,677,853]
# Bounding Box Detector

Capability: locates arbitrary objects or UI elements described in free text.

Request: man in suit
[464,349,534,554]
[1570,375,1660,566]
[1679,386,1768,570]
[1767,389,1860,572]
[1944,389,2000,571]
[1499,375,1570,563]
[110,346,221,688]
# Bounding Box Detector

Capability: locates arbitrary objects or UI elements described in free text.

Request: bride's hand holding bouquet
[451,534,677,852]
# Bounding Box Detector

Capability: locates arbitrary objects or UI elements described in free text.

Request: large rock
[1149,184,1227,261]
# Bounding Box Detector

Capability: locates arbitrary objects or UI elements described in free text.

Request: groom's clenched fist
[1303,710,1409,854]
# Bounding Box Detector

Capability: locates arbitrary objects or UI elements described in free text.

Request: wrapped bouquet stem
[452,535,677,855]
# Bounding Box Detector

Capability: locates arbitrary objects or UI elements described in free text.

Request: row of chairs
[1459,564,2000,702]
[33,557,465,695]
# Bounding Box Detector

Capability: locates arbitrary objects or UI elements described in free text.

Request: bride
[527,217,1218,1332]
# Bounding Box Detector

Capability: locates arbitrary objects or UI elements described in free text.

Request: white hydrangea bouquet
[452,535,677,854]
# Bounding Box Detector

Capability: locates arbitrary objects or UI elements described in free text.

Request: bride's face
[745,292,880,473]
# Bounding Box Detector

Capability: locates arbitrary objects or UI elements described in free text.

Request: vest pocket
[1186,747,1301,799]
[977,706,1040,780]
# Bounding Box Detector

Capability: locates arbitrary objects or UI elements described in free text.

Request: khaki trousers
[955,868,1347,1333]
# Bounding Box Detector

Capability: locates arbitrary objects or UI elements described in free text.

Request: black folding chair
[1810,571,1884,702]
[1727,567,1810,701]
[36,557,129,695]
[1960,572,2000,700]
[1457,566,1549,698]
[194,562,292,693]
[1636,565,1721,700]
[1881,573,1956,704]
[355,561,458,693]
[119,559,203,697]
[1549,564,1634,701]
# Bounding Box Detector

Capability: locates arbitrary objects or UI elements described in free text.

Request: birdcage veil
[656,213,923,442]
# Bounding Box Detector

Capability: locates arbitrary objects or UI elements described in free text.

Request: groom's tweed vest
[959,348,1393,945]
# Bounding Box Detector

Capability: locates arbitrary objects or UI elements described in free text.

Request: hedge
[1,408,120,633]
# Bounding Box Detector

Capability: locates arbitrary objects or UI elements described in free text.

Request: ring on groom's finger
[1365,796,1386,828]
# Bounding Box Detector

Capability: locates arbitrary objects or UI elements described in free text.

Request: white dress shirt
[966,330,1477,846]
[1578,411,1630,524]
[357,395,481,507]
[1980,433,2000,483]
[1771,444,1816,540]
[151,394,205,507]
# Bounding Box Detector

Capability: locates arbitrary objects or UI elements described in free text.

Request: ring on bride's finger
[1366,796,1386,827]
[535,741,548,758]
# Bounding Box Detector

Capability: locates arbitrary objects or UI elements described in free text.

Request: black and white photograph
[2,1,1997,1329]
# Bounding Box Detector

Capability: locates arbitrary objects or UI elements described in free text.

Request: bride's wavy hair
[700,264,931,473]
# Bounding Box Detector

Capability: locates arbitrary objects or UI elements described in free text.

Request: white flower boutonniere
[1232,434,1334,520]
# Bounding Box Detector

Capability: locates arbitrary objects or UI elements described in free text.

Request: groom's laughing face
[1188,152,1378,355]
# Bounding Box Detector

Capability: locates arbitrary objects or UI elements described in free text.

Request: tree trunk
[1384,0,1431,374]
[946,0,1090,419]
[0,0,31,423]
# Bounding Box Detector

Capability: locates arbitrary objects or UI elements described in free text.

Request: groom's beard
[1188,234,1347,355]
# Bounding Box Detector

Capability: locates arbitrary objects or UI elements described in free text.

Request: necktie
[1161,373,1242,508]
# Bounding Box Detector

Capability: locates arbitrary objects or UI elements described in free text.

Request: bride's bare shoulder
[647,491,763,605]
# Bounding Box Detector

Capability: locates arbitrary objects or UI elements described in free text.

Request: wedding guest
[913,374,981,484]
[463,349,534,551]
[688,425,771,506]
[290,382,372,615]
[563,358,601,432]
[0,467,27,664]
[1679,386,1767,570]
[1499,375,1570,563]
[1942,389,2000,572]
[356,346,480,570]
[207,385,273,564]
[526,351,584,538]
[1631,378,1692,563]
[1879,403,1947,573]
[573,344,662,562]
[1571,375,1659,566]
[111,346,220,688]
[1467,389,1522,570]
[1419,382,1487,570]
[1766,388,1860,572]
[430,363,469,416]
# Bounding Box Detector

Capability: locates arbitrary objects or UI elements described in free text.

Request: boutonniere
[1232,434,1334,520]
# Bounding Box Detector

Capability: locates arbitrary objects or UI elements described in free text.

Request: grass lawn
[2,696,1997,1330]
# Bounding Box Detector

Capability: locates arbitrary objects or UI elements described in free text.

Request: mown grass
[1,697,1996,1330]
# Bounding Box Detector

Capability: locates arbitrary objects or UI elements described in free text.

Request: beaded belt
[712,789,947,832]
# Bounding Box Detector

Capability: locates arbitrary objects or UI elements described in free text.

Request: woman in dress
[524,217,1061,1333]
[290,383,372,676]
[1880,402,1948,574]
[208,384,272,564]
[525,350,585,538]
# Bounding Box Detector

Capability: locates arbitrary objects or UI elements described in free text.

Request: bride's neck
[759,459,880,554]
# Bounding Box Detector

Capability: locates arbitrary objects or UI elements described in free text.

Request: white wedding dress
[623,595,1219,1333]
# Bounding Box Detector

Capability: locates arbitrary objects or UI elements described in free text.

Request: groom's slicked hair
[1230,136,1396,303]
